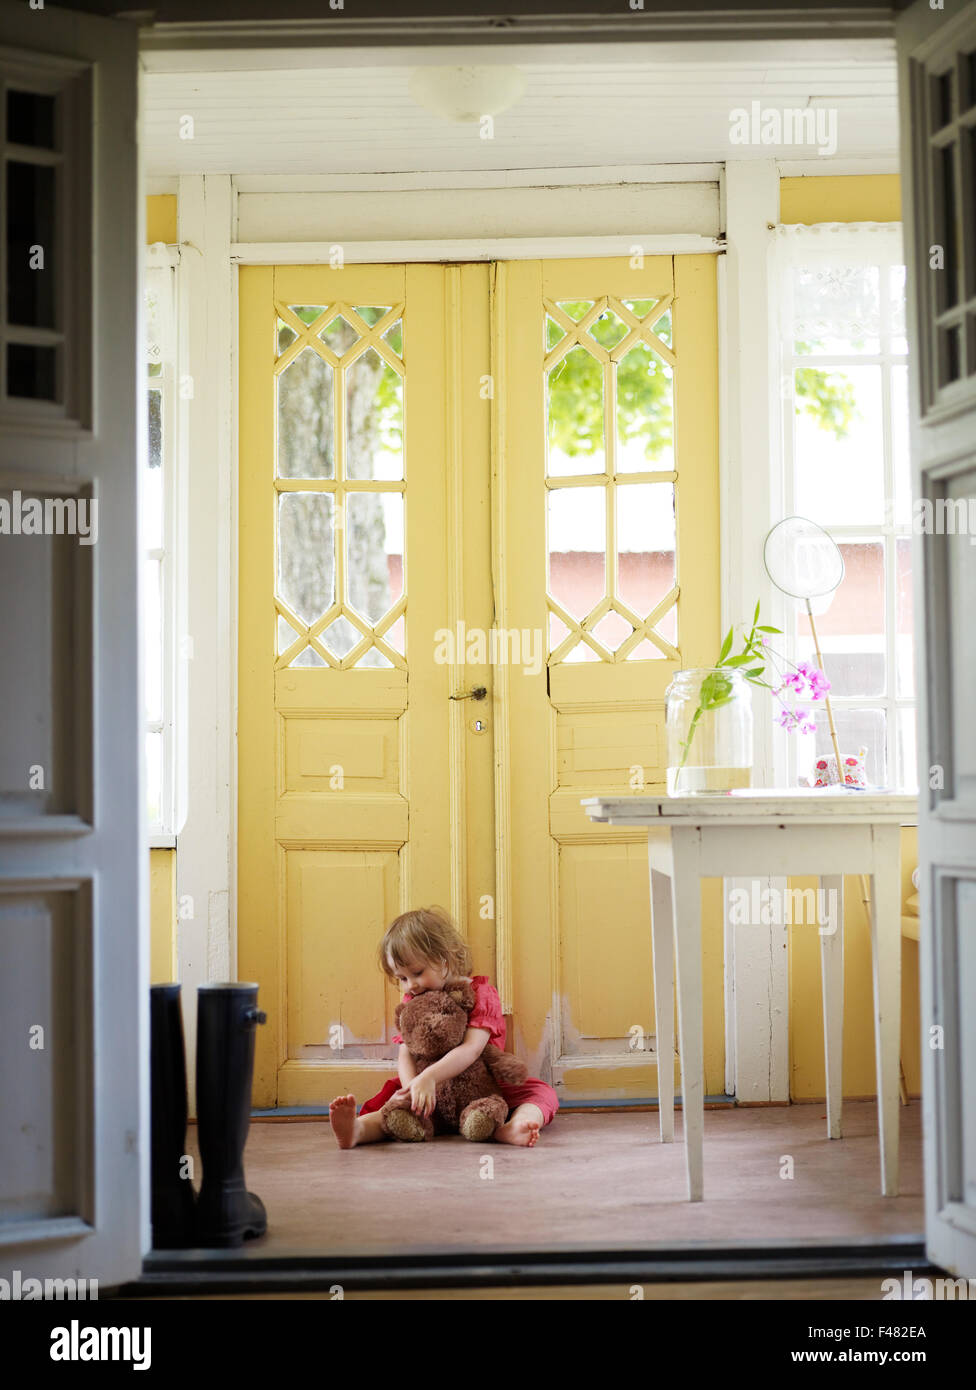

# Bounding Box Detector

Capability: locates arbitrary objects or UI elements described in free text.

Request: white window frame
[772,222,917,794]
[144,241,186,846]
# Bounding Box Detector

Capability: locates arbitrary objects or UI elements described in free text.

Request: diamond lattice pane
[276,318,297,354]
[320,314,359,356]
[563,642,600,663]
[592,609,633,652]
[383,319,403,356]
[322,614,362,659]
[357,647,394,669]
[346,347,403,481]
[557,300,594,323]
[622,298,658,322]
[291,646,326,668]
[547,345,605,477]
[354,305,391,328]
[277,492,335,624]
[548,486,605,621]
[277,612,301,655]
[587,309,629,350]
[546,316,566,350]
[277,347,335,479]
[549,611,571,649]
[650,307,672,347]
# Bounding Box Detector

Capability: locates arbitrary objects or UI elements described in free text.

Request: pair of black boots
[150,982,267,1249]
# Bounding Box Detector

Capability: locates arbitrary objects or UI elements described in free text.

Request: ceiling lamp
[408,65,527,123]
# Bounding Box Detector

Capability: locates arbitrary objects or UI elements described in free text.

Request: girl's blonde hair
[378,905,472,984]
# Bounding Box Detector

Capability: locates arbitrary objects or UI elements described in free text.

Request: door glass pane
[548,486,605,623]
[6,89,57,149]
[939,143,960,311]
[616,483,676,650]
[345,492,404,627]
[277,493,335,625]
[7,343,57,401]
[6,161,56,329]
[276,348,335,479]
[345,347,403,481]
[547,346,604,477]
[616,341,674,473]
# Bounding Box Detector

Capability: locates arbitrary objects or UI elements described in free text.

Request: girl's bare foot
[495,1104,544,1147]
[329,1094,359,1148]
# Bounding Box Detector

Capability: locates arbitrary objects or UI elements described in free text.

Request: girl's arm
[397,1043,418,1087]
[417,1027,491,1088]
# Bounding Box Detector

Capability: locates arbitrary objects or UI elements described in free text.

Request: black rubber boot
[150,984,197,1249]
[195,983,268,1248]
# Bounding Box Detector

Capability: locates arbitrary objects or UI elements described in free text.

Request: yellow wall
[778,171,920,1099]
[150,849,177,983]
[779,174,901,225]
[146,194,178,245]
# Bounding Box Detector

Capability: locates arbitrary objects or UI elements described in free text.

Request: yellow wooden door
[494,257,721,1100]
[238,256,720,1108]
[238,264,495,1107]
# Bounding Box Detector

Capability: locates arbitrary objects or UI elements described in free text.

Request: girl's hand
[396,1072,437,1118]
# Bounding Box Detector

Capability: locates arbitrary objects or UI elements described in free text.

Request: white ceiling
[141,54,899,178]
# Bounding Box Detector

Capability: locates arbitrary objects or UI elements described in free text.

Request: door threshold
[120,1234,928,1296]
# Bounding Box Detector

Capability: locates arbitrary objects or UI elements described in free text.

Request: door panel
[897,0,976,1277]
[496,256,720,1098]
[0,2,142,1285]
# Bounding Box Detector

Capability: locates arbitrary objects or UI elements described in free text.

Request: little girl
[329,906,559,1148]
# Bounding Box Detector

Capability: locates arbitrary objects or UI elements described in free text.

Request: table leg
[648,840,675,1144]
[670,827,704,1202]
[819,875,844,1141]
[870,826,901,1197]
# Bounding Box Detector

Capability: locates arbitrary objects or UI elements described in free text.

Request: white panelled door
[0,3,143,1286]
[898,0,976,1279]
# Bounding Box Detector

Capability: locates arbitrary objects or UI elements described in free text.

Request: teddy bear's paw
[382,1108,429,1142]
[459,1097,508,1142]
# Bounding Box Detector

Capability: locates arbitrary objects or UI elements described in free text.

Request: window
[775,224,916,792]
[144,243,181,837]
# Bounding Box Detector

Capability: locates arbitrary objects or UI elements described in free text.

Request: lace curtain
[145,241,175,368]
[774,222,904,348]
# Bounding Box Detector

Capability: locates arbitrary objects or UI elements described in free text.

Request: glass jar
[665,667,754,795]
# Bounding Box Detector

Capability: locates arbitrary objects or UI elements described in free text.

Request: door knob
[450,686,488,701]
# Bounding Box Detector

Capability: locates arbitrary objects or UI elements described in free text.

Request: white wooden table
[581,789,918,1202]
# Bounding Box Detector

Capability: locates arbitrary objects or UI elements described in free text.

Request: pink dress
[358,975,559,1125]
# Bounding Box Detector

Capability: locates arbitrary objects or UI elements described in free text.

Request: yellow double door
[238,256,721,1110]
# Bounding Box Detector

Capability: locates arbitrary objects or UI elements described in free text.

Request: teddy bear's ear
[447,988,465,1005]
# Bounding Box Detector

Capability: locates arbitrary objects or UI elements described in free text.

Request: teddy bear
[380,982,527,1143]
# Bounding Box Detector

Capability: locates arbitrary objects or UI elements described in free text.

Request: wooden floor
[183,1098,923,1257]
